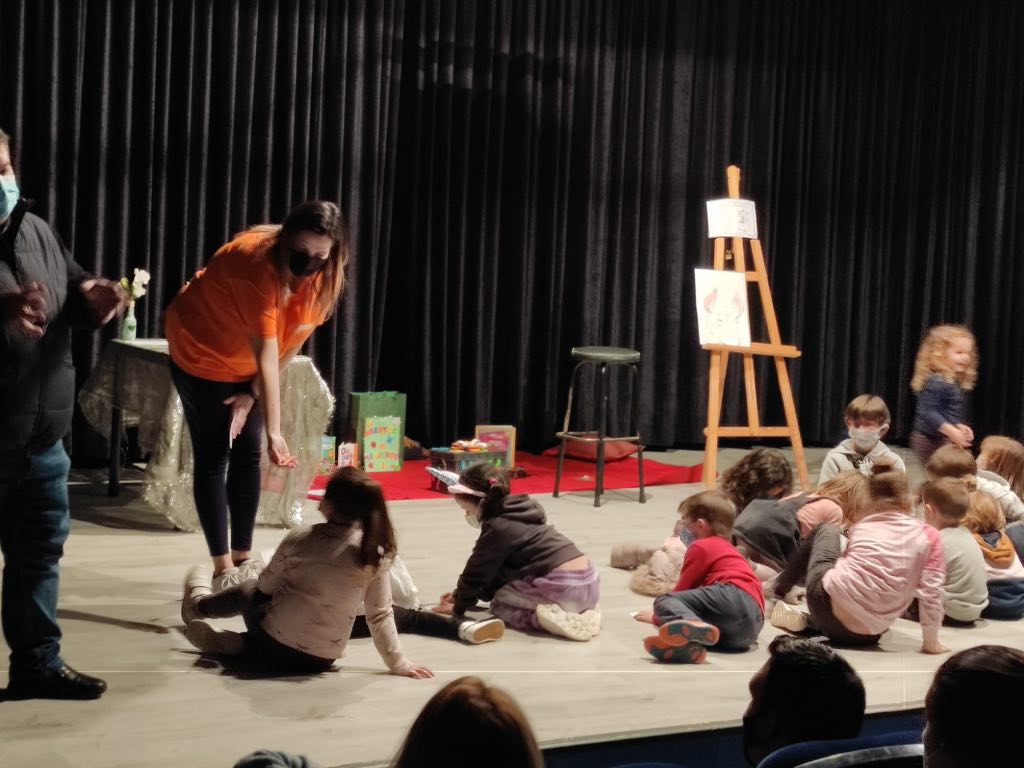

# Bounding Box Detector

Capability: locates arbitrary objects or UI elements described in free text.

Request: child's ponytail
[454,462,511,518]
[321,466,397,569]
[867,470,912,513]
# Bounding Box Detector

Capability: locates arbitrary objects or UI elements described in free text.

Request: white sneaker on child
[184,620,246,656]
[770,600,809,633]
[535,603,599,642]
[458,618,505,644]
[181,564,213,624]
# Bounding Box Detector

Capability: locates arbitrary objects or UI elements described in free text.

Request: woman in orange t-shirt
[165,201,347,584]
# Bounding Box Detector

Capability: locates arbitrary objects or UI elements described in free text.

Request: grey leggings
[773,524,881,646]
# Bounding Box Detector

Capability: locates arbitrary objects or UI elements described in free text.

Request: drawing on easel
[694,268,751,347]
[706,198,758,239]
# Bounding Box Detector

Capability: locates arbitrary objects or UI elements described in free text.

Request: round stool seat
[570,345,641,364]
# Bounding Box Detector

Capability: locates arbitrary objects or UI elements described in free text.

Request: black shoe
[6,663,107,701]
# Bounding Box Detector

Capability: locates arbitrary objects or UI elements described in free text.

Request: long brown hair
[391,676,543,768]
[816,471,870,523]
[321,467,396,569]
[243,200,349,320]
[979,435,1024,497]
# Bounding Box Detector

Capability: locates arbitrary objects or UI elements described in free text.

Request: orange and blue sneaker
[643,619,721,663]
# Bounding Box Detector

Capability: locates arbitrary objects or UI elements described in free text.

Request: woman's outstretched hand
[268,431,298,467]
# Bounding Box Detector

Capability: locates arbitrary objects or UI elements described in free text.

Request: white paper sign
[694,268,751,347]
[706,198,758,239]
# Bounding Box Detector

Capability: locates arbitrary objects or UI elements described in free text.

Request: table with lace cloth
[78,339,334,531]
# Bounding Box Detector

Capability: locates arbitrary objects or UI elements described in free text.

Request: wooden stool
[554,346,646,507]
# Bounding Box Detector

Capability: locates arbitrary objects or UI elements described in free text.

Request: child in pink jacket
[769,471,947,654]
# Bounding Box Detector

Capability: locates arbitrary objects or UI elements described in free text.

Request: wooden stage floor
[2,450,1021,767]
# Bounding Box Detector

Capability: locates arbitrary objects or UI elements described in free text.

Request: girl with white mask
[434,462,602,641]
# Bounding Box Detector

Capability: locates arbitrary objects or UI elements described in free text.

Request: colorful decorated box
[363,416,402,472]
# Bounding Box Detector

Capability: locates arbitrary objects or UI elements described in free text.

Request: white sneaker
[580,607,602,637]
[212,566,247,591]
[458,618,505,644]
[181,564,213,624]
[184,620,246,656]
[535,603,598,642]
[770,600,809,633]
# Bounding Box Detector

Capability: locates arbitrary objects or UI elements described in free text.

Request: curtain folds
[2,0,1022,457]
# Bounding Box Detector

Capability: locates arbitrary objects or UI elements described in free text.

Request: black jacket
[453,494,584,614]
[0,200,92,452]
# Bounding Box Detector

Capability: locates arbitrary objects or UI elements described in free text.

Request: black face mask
[288,249,328,277]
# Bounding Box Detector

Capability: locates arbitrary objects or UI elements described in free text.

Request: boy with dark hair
[639,490,764,663]
[818,394,905,484]
[742,636,866,766]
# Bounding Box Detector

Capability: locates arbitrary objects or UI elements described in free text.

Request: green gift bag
[347,392,407,469]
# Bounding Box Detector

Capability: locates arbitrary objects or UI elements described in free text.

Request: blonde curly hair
[910,324,978,392]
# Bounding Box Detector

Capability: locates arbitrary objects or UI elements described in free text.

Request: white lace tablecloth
[78,339,334,531]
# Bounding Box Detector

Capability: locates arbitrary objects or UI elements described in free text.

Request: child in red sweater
[638,490,764,663]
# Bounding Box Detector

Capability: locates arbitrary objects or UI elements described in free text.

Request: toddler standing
[910,324,977,463]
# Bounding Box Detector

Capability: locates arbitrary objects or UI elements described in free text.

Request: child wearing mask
[818,395,906,485]
[433,463,601,641]
[635,490,764,663]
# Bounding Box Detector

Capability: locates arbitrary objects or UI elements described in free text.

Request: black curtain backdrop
[1,0,1022,458]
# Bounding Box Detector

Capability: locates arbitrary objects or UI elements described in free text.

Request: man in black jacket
[0,128,127,700]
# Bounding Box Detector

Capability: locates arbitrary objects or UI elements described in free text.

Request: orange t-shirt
[165,231,327,382]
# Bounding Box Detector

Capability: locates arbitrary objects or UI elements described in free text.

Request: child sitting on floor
[433,463,601,641]
[769,471,947,654]
[180,467,434,677]
[976,436,1024,540]
[920,478,989,624]
[613,448,796,597]
[963,490,1024,620]
[818,395,907,485]
[927,442,1024,527]
[636,490,764,663]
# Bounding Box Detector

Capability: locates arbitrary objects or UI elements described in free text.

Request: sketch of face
[703,287,745,346]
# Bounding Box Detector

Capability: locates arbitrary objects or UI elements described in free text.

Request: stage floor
[2,448,1021,767]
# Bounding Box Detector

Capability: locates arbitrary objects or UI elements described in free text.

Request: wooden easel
[702,165,810,489]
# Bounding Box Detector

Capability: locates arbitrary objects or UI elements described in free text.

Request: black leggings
[170,361,263,556]
[350,605,461,641]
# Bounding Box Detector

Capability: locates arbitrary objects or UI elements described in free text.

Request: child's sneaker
[535,603,596,641]
[212,566,244,592]
[181,564,213,624]
[579,607,602,638]
[184,620,246,656]
[458,618,505,644]
[656,619,721,648]
[770,599,809,633]
[643,635,708,663]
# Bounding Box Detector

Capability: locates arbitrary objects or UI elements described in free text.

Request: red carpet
[309,453,703,501]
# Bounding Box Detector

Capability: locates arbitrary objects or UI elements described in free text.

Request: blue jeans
[0,441,72,674]
[654,582,764,650]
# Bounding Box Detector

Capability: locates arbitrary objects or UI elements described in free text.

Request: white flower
[131,268,151,300]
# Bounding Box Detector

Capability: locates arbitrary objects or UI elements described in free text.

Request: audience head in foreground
[924,644,1024,767]
[742,636,866,766]
[391,676,543,768]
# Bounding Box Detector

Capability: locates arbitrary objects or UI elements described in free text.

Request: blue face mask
[0,176,19,222]
[679,527,696,547]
